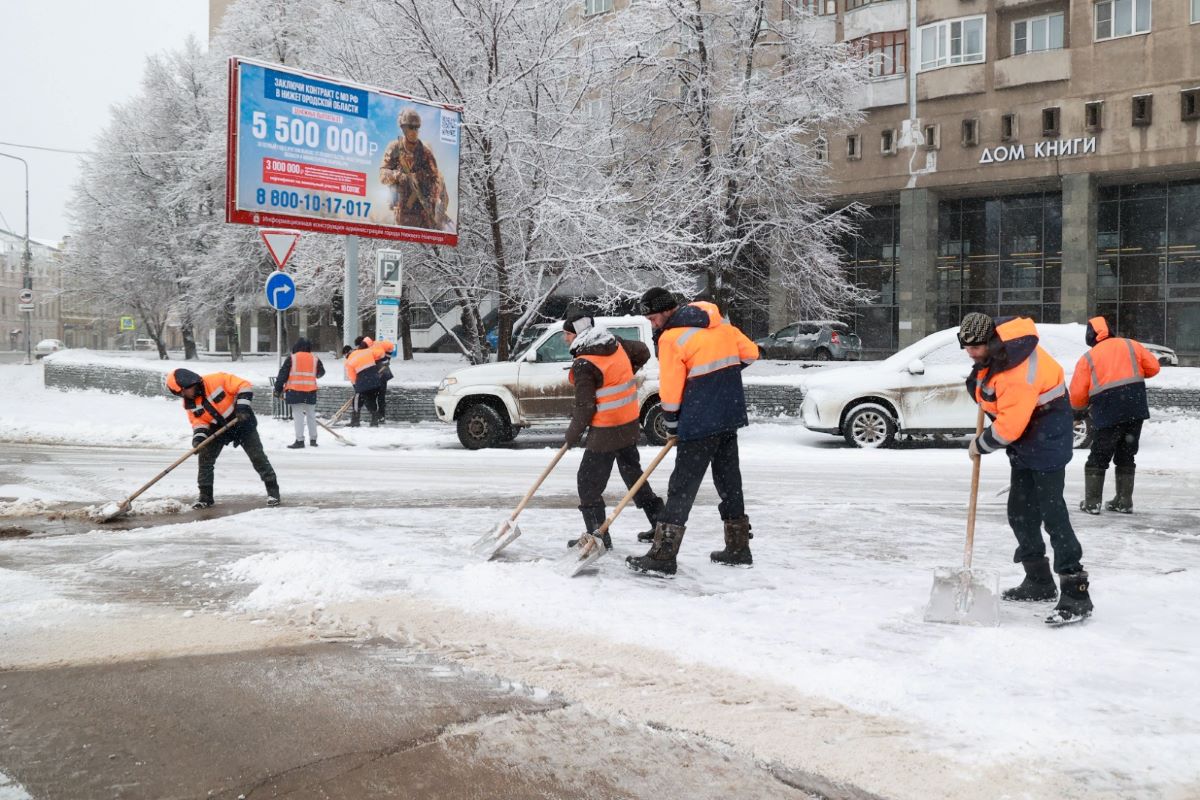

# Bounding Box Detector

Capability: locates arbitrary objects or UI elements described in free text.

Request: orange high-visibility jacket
[1069,316,1159,428]
[182,373,251,433]
[284,351,318,393]
[570,349,639,428]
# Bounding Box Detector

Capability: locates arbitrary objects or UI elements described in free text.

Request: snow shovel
[470,442,571,559]
[924,407,1000,626]
[561,437,676,578]
[315,418,355,446]
[325,396,354,427]
[97,419,240,523]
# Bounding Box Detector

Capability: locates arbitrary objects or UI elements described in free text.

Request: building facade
[0,229,61,352]
[819,0,1200,361]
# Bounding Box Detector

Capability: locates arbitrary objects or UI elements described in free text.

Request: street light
[0,151,33,365]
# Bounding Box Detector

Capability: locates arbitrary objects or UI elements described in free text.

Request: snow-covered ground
[2,361,1199,799]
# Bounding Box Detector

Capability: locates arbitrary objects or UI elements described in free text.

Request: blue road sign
[265,271,296,311]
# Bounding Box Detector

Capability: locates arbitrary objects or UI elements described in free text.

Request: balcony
[994,49,1071,89]
[843,0,907,42]
[849,75,908,109]
[917,64,986,101]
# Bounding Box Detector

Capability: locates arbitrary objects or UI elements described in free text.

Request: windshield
[879,328,961,369]
[509,323,554,361]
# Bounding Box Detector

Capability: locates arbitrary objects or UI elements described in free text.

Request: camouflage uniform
[379,136,443,230]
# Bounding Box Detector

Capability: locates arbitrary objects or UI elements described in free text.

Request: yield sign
[259,228,302,269]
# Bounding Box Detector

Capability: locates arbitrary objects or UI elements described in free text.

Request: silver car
[755,321,861,361]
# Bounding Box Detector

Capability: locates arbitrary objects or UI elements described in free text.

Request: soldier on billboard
[379,109,448,231]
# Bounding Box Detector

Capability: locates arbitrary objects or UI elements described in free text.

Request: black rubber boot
[636,496,665,544]
[1045,571,1093,625]
[1106,467,1135,513]
[193,488,214,510]
[626,523,685,576]
[287,440,305,449]
[567,506,610,549]
[349,412,361,428]
[309,439,318,447]
[711,516,753,566]
[265,481,281,507]
[1079,467,1105,514]
[1001,557,1058,602]
[369,412,381,427]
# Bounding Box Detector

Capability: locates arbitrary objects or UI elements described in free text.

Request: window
[1183,89,1200,122]
[1001,113,1018,141]
[1085,101,1104,131]
[962,118,980,146]
[1013,13,1064,55]
[923,123,940,150]
[536,331,572,362]
[583,0,613,15]
[881,129,897,155]
[1132,94,1153,126]
[851,30,907,77]
[1042,107,1061,137]
[1194,0,1199,23]
[919,16,985,70]
[784,0,836,16]
[1094,0,1150,40]
[846,0,890,10]
[847,134,862,160]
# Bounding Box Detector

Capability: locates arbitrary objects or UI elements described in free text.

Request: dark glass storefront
[841,204,899,356]
[1096,181,1200,357]
[936,192,1063,330]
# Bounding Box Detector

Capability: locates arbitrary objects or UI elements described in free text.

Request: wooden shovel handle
[117,418,240,511]
[595,438,677,535]
[326,396,355,426]
[964,406,984,570]
[508,442,571,522]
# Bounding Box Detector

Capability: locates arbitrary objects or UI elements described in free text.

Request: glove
[1073,408,1088,422]
[968,437,981,459]
[192,430,208,448]
[662,411,679,435]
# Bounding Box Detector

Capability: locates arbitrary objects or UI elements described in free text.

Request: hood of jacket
[663,301,722,333]
[291,337,312,354]
[1086,316,1110,348]
[569,326,618,356]
[166,368,203,395]
[986,316,1039,376]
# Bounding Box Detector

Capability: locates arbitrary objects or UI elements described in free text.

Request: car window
[609,326,642,342]
[922,341,968,366]
[776,324,799,339]
[798,324,819,336]
[535,331,572,362]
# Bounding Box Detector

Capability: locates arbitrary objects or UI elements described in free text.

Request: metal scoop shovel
[471,442,570,559]
[924,407,1000,626]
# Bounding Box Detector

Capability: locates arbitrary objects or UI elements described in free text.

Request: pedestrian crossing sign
[119,316,135,331]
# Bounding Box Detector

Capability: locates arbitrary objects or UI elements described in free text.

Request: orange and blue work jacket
[345,340,396,391]
[570,349,639,428]
[177,372,251,436]
[1069,316,1160,429]
[656,301,759,441]
[966,316,1073,471]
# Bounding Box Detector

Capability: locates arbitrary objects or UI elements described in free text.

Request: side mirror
[525,348,538,363]
[907,358,925,375]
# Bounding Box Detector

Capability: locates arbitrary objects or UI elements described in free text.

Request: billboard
[226,57,462,246]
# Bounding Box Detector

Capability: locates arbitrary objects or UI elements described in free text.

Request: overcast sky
[0,0,210,244]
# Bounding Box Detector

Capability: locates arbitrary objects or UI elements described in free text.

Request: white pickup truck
[434,315,669,449]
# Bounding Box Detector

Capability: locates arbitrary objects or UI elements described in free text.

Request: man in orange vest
[627,288,759,577]
[345,337,396,427]
[959,312,1091,625]
[561,313,663,550]
[274,337,326,448]
[166,368,279,509]
[1069,316,1160,514]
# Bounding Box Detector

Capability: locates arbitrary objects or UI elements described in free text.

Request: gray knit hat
[957,312,995,347]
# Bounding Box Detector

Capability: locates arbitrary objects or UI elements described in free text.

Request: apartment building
[817,0,1200,361]
[0,229,61,352]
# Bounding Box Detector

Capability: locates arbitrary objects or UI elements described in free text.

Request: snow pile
[221,550,389,610]
[0,499,56,518]
[83,497,187,521]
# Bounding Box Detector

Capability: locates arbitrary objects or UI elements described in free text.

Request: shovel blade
[559,534,607,577]
[470,519,522,559]
[923,567,1000,627]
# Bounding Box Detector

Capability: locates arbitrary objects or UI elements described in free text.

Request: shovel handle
[315,418,349,443]
[595,438,676,536]
[326,396,355,427]
[114,418,240,512]
[508,442,571,522]
[964,406,984,570]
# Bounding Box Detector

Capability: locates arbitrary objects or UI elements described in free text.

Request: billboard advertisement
[226,57,462,246]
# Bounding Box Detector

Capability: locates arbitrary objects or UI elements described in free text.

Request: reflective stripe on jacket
[1069,316,1160,429]
[184,373,252,433]
[969,317,1073,471]
[345,346,385,391]
[284,352,318,393]
[570,350,639,428]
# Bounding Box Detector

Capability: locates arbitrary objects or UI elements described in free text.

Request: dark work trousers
[353,388,383,416]
[1007,465,1084,574]
[377,381,390,420]
[1086,418,1143,471]
[577,445,660,526]
[660,430,745,527]
[197,426,277,494]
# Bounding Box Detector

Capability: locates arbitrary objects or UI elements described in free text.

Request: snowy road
[3,363,1200,799]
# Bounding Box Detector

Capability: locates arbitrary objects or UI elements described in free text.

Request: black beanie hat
[563,312,594,335]
[639,287,677,315]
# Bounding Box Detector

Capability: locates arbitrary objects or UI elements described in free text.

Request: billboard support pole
[344,235,359,347]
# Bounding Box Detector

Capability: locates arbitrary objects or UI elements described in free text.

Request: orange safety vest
[284,352,318,392]
[344,348,377,384]
[1069,316,1160,409]
[570,350,639,427]
[183,373,250,432]
[972,318,1067,448]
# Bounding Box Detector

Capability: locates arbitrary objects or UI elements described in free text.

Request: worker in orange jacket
[166,368,279,509]
[274,337,326,449]
[1069,316,1160,514]
[627,287,759,577]
[345,338,396,427]
[959,313,1091,625]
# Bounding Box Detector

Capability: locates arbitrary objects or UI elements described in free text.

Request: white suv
[434,316,668,449]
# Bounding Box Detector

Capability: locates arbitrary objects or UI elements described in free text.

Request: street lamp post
[0,151,33,365]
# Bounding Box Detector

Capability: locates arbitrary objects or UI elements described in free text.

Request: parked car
[755,321,861,361]
[435,316,668,449]
[801,323,1096,449]
[1142,341,1178,366]
[34,338,65,358]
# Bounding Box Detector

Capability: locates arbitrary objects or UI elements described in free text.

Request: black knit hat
[563,312,594,336]
[957,312,996,347]
[639,287,677,315]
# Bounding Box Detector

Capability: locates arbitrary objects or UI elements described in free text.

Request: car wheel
[1072,417,1093,450]
[642,402,669,446]
[843,404,897,449]
[501,425,520,443]
[456,403,510,450]
[814,347,832,362]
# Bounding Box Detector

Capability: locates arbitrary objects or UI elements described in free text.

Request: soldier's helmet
[398,109,422,129]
